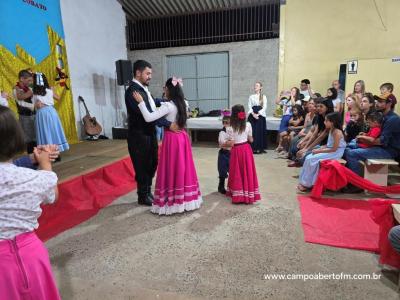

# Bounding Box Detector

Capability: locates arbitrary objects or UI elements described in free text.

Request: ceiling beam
[120,0,279,20]
[154,0,173,16]
[147,0,165,16]
[123,0,142,19]
[176,0,191,12]
[168,0,184,14]
[136,0,159,18]
[204,0,213,10]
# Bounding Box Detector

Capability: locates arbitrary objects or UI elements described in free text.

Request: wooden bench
[392,204,400,223]
[360,159,398,186]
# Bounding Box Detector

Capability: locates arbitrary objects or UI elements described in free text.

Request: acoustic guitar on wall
[78,96,102,136]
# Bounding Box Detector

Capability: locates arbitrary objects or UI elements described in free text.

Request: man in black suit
[125,60,177,205]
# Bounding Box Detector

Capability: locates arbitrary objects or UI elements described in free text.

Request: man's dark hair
[301,79,310,85]
[363,92,375,105]
[0,106,25,162]
[18,69,32,79]
[133,60,152,77]
[366,111,384,124]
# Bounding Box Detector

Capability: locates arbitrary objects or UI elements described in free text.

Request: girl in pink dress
[226,104,261,204]
[133,77,202,215]
[0,106,61,300]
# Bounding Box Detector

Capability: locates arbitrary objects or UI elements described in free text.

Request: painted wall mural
[0,0,78,143]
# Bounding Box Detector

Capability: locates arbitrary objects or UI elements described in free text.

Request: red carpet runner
[298,196,380,252]
[36,157,136,241]
[298,196,400,268]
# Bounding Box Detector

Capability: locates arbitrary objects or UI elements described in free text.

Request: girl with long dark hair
[225,104,260,204]
[289,98,334,167]
[297,112,346,192]
[32,73,69,154]
[133,77,202,215]
[327,87,340,113]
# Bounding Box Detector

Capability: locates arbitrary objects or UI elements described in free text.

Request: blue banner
[0,0,64,63]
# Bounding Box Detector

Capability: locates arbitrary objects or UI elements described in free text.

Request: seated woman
[288,99,316,160]
[278,104,305,157]
[275,87,299,152]
[326,87,340,112]
[344,94,361,126]
[289,98,333,167]
[297,112,346,192]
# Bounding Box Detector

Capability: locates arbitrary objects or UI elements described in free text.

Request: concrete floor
[46,146,399,299]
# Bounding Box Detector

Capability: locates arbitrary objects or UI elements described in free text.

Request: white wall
[60,0,127,139]
[129,39,279,116]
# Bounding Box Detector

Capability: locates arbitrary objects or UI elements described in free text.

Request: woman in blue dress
[275,87,300,152]
[297,112,346,192]
[32,73,69,154]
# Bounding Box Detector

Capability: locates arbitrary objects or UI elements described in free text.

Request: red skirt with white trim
[226,142,261,204]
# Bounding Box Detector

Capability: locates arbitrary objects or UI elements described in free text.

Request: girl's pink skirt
[152,130,202,215]
[0,232,61,300]
[226,142,261,204]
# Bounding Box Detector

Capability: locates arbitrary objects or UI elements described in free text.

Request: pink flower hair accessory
[172,76,183,87]
[221,109,231,117]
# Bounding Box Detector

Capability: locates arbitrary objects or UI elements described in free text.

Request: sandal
[288,161,300,167]
[296,184,309,193]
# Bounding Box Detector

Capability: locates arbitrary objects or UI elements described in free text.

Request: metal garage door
[166,52,229,113]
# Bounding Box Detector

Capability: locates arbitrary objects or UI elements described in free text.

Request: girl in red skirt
[0,106,61,300]
[226,104,261,204]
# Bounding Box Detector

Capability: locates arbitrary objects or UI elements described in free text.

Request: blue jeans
[344,146,397,176]
[389,225,400,254]
[289,135,303,160]
[347,139,358,149]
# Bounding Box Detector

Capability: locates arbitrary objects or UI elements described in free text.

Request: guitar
[78,96,102,136]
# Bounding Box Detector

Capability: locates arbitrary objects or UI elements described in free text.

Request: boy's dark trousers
[217,149,230,193]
